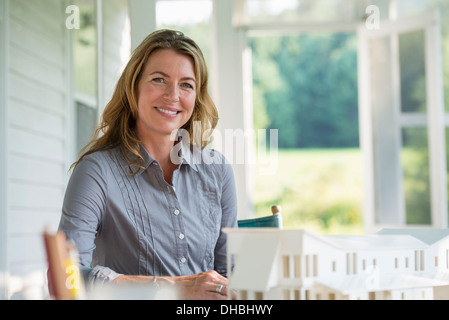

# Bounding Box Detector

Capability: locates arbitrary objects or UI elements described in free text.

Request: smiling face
[136,48,197,142]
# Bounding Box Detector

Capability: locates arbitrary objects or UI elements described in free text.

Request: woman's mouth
[155,107,180,116]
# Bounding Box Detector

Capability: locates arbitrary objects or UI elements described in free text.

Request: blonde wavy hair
[71,29,218,171]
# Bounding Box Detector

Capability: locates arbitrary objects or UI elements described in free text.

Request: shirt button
[173,209,180,216]
[180,257,186,263]
[179,233,185,240]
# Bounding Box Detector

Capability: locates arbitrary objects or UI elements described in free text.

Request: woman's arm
[59,156,122,285]
[214,158,238,276]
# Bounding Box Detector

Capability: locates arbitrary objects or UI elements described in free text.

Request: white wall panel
[5,0,69,287]
[9,101,65,139]
[9,73,66,115]
[9,127,65,163]
[9,46,65,91]
[9,182,64,211]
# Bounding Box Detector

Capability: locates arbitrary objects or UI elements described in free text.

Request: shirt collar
[135,134,199,174]
[172,129,199,172]
[122,144,153,176]
[178,141,199,172]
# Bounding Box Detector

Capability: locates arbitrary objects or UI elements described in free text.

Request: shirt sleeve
[59,155,122,286]
[214,157,238,277]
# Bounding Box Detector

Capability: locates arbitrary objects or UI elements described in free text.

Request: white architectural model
[224,228,449,300]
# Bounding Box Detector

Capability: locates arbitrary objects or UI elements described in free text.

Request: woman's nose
[164,84,180,102]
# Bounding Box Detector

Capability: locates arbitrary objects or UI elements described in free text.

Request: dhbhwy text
[176,303,274,317]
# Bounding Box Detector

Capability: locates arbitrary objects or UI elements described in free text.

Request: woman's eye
[181,83,194,90]
[152,78,165,84]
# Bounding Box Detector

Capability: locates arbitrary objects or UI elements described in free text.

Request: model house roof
[324,234,428,250]
[224,228,430,251]
[377,228,449,245]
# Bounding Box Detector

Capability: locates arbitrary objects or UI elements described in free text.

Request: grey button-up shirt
[59,142,238,285]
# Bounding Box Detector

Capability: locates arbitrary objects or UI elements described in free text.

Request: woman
[59,29,238,299]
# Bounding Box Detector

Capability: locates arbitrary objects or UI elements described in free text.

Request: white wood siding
[6,0,70,281]
[0,0,130,299]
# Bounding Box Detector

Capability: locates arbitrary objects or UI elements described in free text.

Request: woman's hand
[173,270,233,300]
[110,270,235,300]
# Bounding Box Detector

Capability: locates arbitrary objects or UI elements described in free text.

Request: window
[346,252,357,275]
[76,100,97,154]
[294,289,301,300]
[304,254,318,277]
[358,10,447,229]
[352,253,357,274]
[73,0,97,98]
[399,29,431,224]
[238,0,449,232]
[282,255,290,278]
[294,255,301,277]
[305,255,310,277]
[72,0,98,154]
[250,28,363,234]
[414,250,424,271]
[305,289,311,300]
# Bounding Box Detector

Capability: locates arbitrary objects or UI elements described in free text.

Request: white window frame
[211,0,253,219]
[0,0,9,301]
[233,2,447,230]
[129,0,157,51]
[357,11,447,232]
